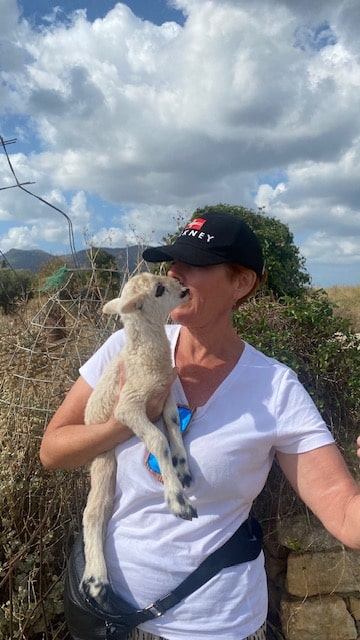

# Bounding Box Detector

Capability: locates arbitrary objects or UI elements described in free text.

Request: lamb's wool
[81,273,197,604]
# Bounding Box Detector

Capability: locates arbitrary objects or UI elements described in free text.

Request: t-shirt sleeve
[79,329,126,389]
[274,367,335,454]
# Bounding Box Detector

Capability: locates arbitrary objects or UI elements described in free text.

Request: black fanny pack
[64,516,263,640]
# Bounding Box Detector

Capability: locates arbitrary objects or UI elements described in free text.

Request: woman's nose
[167,262,182,279]
[168,261,190,283]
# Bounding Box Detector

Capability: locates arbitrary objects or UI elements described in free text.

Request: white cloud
[0,0,360,285]
[89,204,191,248]
[255,183,287,211]
[0,225,42,251]
[302,232,360,264]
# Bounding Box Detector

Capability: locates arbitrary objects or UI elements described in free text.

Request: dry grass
[0,262,130,639]
[326,284,360,332]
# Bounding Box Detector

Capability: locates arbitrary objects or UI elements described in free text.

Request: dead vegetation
[0,259,139,639]
[326,284,360,333]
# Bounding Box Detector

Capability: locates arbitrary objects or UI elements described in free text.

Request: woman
[40,210,360,640]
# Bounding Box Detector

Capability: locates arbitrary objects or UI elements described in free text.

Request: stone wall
[266,515,360,640]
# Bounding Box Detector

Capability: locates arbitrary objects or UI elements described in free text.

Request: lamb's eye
[155,283,165,297]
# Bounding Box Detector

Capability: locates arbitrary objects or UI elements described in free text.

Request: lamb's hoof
[81,578,126,613]
[171,491,198,521]
[180,503,198,521]
[81,577,111,609]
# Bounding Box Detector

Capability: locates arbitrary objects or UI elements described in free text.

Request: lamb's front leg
[162,394,193,489]
[117,404,197,520]
[81,450,116,606]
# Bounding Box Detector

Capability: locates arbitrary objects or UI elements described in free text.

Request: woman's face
[167,262,253,328]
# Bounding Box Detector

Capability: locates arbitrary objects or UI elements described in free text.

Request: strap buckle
[144,602,164,618]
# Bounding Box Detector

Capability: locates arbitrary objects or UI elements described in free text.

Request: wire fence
[0,254,147,639]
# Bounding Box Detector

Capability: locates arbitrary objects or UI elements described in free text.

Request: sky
[1,0,360,287]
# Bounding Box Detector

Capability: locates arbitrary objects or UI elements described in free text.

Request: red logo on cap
[185,218,206,231]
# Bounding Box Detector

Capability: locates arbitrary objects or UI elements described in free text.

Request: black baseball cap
[142,210,264,278]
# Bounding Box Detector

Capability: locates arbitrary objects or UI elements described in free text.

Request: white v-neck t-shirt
[79,324,334,640]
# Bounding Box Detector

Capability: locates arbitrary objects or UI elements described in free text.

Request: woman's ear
[235,268,257,300]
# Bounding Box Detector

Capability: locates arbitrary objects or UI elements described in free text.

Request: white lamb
[81,272,197,604]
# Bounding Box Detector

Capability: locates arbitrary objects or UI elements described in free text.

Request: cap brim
[143,244,225,266]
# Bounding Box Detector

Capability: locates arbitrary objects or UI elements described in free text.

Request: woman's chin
[170,308,189,324]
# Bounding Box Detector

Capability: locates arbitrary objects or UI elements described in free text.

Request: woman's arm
[39,367,179,471]
[277,444,360,550]
[39,375,133,471]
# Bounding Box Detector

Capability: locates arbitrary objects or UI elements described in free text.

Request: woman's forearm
[39,417,133,470]
[39,375,133,470]
[39,368,176,471]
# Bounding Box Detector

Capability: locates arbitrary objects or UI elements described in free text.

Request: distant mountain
[1,248,54,272]
[1,246,146,273]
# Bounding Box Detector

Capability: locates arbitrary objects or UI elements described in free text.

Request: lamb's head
[102,273,189,322]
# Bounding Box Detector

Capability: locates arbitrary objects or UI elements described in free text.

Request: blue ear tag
[146,405,193,478]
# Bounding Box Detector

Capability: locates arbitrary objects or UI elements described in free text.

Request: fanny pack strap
[133,515,263,622]
[79,516,263,640]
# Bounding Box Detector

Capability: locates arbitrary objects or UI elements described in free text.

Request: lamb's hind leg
[162,395,193,489]
[81,450,116,606]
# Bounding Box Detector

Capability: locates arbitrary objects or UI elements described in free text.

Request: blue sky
[1,0,360,287]
[19,0,185,26]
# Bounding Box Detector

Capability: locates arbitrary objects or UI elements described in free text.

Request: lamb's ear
[102,298,122,315]
[118,294,146,314]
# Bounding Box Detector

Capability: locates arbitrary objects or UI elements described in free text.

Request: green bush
[235,289,360,453]
[0,268,35,314]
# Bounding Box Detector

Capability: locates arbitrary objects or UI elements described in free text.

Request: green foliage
[193,204,311,297]
[0,268,35,314]
[235,289,360,458]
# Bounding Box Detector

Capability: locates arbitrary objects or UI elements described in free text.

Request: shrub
[235,288,360,532]
[236,290,360,452]
[0,268,35,314]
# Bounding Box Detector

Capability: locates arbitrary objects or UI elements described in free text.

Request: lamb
[81,272,197,605]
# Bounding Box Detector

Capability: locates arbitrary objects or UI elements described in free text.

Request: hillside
[1,245,144,273]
